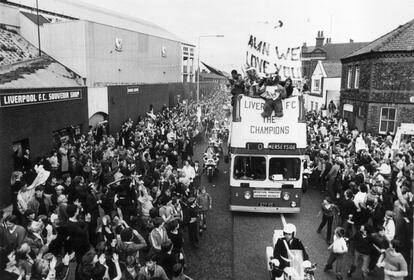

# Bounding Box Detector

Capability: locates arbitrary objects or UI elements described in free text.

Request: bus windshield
[233,156,266,180]
[269,157,301,181]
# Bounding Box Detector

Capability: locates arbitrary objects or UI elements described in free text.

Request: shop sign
[0,90,82,108]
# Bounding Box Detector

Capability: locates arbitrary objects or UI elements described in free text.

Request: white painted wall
[88,87,108,118]
[40,20,88,77]
[324,77,341,106]
[306,60,341,111]
[19,12,40,48]
[84,21,182,86]
[0,4,20,27]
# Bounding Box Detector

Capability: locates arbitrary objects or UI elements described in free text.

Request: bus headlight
[283,192,290,201]
[290,201,297,207]
[244,191,252,200]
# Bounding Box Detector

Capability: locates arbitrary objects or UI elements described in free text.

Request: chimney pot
[350,39,354,43]
[316,31,325,47]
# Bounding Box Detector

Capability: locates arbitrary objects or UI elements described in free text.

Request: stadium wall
[39,20,182,86]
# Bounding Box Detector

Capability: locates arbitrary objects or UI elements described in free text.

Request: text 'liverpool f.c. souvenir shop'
[0,87,88,207]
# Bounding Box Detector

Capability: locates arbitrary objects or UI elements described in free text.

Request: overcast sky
[14,0,414,72]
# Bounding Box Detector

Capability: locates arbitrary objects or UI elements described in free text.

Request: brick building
[340,19,414,135]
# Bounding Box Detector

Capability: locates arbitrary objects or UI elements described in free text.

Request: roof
[344,19,414,59]
[324,42,368,60]
[303,42,368,60]
[8,0,190,44]
[0,56,83,88]
[0,27,39,66]
[200,72,227,80]
[321,61,342,78]
[20,11,50,26]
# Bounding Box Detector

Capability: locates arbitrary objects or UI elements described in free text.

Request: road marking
[280,213,287,227]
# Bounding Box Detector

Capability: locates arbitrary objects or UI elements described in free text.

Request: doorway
[12,138,30,171]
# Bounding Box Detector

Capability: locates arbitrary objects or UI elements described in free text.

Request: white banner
[245,24,302,81]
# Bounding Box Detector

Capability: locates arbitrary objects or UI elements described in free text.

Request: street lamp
[196,35,224,103]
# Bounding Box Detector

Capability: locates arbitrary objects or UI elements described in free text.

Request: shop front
[0,87,88,207]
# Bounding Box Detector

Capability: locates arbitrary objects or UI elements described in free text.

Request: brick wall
[341,53,414,103]
[340,52,414,135]
[371,55,414,91]
[367,103,414,134]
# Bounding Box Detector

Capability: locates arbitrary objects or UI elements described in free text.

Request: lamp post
[196,35,224,103]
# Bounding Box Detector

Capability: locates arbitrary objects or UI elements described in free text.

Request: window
[379,107,396,134]
[315,102,319,111]
[233,156,266,180]
[269,158,301,181]
[310,101,314,111]
[358,106,364,117]
[347,66,352,89]
[313,79,320,91]
[354,66,360,89]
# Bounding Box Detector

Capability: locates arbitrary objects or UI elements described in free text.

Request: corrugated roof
[20,11,50,25]
[9,0,191,44]
[344,19,414,58]
[321,61,342,78]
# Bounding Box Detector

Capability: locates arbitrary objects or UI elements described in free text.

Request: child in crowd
[317,196,339,244]
[324,227,348,280]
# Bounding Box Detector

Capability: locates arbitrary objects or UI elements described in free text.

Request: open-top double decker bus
[228,94,306,213]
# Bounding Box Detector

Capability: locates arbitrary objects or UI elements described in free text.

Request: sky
[12,0,414,72]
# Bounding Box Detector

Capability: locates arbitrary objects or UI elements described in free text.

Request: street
[184,141,375,280]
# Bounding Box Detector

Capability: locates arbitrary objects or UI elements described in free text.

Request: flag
[201,62,230,78]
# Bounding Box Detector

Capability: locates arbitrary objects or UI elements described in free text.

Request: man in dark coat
[273,223,309,277]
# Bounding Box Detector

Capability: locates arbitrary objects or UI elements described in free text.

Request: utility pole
[36,0,41,56]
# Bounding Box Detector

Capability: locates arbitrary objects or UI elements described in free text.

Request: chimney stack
[302,42,308,52]
[349,39,354,43]
[316,30,325,48]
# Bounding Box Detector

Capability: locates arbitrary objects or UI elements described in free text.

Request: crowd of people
[1,75,413,280]
[1,91,227,280]
[306,111,412,280]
